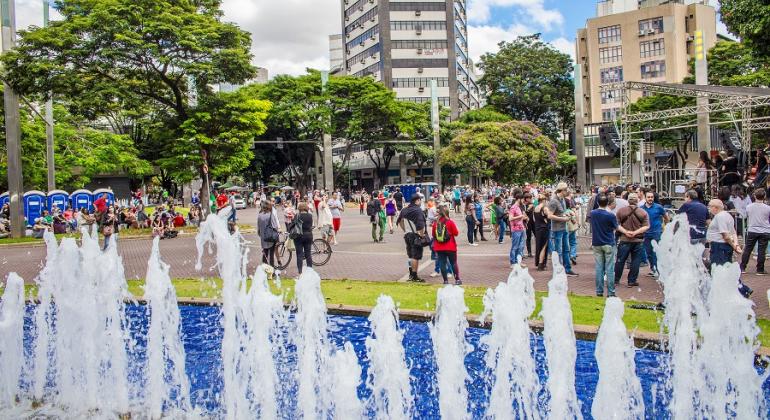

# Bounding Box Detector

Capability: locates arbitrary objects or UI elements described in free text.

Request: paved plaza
[2,206,768,318]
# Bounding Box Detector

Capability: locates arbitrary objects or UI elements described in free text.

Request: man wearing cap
[397,194,428,282]
[614,193,649,287]
[545,182,578,276]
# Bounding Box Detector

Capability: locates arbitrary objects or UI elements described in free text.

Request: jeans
[593,245,616,296]
[432,245,454,275]
[740,232,770,272]
[466,216,475,244]
[497,219,507,243]
[710,241,733,266]
[550,230,572,271]
[293,236,313,274]
[643,232,662,273]
[436,251,460,283]
[510,230,525,265]
[614,241,643,285]
[568,230,578,260]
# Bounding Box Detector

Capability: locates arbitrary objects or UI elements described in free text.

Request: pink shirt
[509,205,525,232]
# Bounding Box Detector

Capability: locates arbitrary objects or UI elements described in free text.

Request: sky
[11,0,730,78]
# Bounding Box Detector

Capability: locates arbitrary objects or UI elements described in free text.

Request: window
[598,25,621,44]
[399,97,451,106]
[389,2,445,11]
[639,17,664,35]
[392,40,448,49]
[346,45,380,68]
[640,38,664,58]
[346,25,379,50]
[599,46,622,64]
[390,21,447,31]
[602,108,620,122]
[392,77,449,88]
[353,62,381,78]
[601,89,622,104]
[344,0,374,18]
[344,6,377,34]
[391,58,449,68]
[640,60,666,79]
[600,66,623,83]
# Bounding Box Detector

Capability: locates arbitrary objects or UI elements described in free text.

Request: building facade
[340,0,482,119]
[329,34,345,74]
[575,0,717,184]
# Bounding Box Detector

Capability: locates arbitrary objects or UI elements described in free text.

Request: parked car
[232,194,247,209]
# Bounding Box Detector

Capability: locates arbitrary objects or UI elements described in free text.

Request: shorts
[332,217,341,232]
[404,232,424,260]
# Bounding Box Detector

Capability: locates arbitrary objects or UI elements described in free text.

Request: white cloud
[467,0,563,30]
[549,37,574,62]
[468,23,532,62]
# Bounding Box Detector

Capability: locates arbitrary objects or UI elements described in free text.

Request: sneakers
[470,243,478,247]
[454,280,462,286]
[565,271,578,277]
[570,257,577,266]
[627,282,639,288]
[448,273,454,278]
[757,270,767,276]
[430,272,439,278]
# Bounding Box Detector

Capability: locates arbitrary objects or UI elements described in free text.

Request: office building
[575,0,717,183]
[329,34,345,74]
[340,0,482,119]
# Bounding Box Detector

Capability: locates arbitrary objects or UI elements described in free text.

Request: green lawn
[8,277,769,347]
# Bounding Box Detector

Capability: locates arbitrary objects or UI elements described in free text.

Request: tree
[719,0,770,57]
[441,120,558,184]
[478,34,574,140]
[1,0,256,190]
[683,40,770,87]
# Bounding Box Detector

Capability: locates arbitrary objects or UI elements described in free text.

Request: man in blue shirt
[590,194,630,296]
[677,190,709,245]
[642,191,669,277]
[474,195,487,241]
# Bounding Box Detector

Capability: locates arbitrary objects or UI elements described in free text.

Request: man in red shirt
[432,205,462,285]
[215,190,228,211]
[94,193,108,213]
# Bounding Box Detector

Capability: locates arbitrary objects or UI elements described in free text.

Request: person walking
[317,195,334,244]
[385,195,397,234]
[533,192,551,271]
[492,196,507,244]
[464,196,479,246]
[740,188,770,275]
[677,189,709,245]
[101,206,120,251]
[474,195,487,241]
[397,194,429,282]
[508,190,527,267]
[291,202,314,274]
[328,192,344,245]
[432,205,462,285]
[642,191,669,277]
[524,192,535,258]
[545,183,578,276]
[613,193,649,288]
[367,192,384,242]
[393,187,404,214]
[258,201,280,267]
[591,194,628,297]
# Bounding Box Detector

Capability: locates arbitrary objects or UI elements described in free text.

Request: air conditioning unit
[415,10,421,16]
[417,48,423,54]
[368,0,374,3]
[416,28,422,35]
[686,35,694,41]
[370,34,375,40]
[418,87,425,93]
[359,41,365,46]
[417,67,424,74]
[358,6,363,11]
[639,30,646,36]
[345,16,349,21]
[361,58,366,64]
[370,53,376,58]
[647,29,655,34]
[370,16,375,22]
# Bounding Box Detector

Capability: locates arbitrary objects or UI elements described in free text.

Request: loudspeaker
[598,124,620,158]
[718,129,742,153]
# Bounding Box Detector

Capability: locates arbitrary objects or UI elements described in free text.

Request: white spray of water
[144,236,192,417]
[591,297,644,419]
[196,212,283,419]
[540,256,582,419]
[429,285,470,420]
[479,265,541,420]
[32,231,58,401]
[697,263,767,418]
[330,342,365,418]
[366,294,413,420]
[0,272,25,408]
[655,214,709,418]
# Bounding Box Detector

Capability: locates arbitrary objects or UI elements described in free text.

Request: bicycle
[274,232,333,270]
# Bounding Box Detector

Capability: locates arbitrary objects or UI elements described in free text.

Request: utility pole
[430,79,441,188]
[2,0,24,237]
[321,70,334,192]
[695,30,710,152]
[43,0,55,191]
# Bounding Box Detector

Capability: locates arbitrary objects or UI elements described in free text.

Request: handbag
[406,220,431,247]
[263,223,279,243]
[289,219,303,240]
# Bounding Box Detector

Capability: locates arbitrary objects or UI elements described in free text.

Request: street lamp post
[2,0,25,237]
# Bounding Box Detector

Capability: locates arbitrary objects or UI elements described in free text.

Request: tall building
[340,0,482,119]
[329,34,345,74]
[575,0,717,183]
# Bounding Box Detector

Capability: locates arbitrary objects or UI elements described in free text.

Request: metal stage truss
[599,82,770,182]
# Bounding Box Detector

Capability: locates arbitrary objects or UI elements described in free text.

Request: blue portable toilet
[93,188,115,207]
[23,190,46,226]
[0,192,8,209]
[47,190,69,212]
[70,189,93,211]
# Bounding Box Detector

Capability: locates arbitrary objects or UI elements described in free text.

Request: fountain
[0,212,767,419]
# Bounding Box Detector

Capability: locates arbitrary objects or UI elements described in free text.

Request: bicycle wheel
[274,241,292,270]
[311,238,332,266]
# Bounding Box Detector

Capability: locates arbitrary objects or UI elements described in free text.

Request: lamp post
[43,0,55,191]
[2,0,24,237]
[321,70,334,192]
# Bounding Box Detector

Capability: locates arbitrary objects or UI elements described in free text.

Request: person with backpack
[432,205,461,285]
[290,202,314,274]
[367,192,384,242]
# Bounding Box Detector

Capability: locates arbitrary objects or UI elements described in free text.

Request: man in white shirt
[328,192,344,245]
[740,188,770,274]
[610,186,628,214]
[707,199,742,266]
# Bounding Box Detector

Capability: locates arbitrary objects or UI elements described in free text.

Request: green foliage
[441,120,557,184]
[684,40,770,87]
[719,0,770,57]
[479,34,574,139]
[456,107,512,124]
